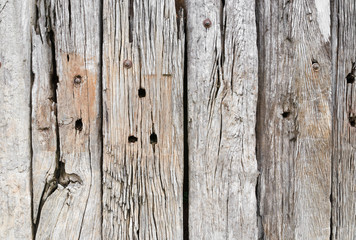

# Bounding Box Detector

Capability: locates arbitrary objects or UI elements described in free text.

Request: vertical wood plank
[102,0,184,239]
[186,0,259,239]
[0,0,34,239]
[256,0,332,239]
[331,1,356,239]
[33,0,102,239]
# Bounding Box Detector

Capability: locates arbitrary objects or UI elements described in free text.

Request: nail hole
[138,88,146,98]
[281,111,291,118]
[203,19,212,28]
[128,135,138,143]
[346,73,355,84]
[75,119,83,131]
[124,60,132,69]
[349,115,356,127]
[150,133,157,144]
[74,75,82,85]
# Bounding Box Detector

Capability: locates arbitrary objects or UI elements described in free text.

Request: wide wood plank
[33,0,102,239]
[256,0,332,239]
[0,0,34,239]
[186,0,259,239]
[331,1,356,239]
[102,0,185,239]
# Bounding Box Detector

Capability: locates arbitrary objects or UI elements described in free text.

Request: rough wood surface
[102,0,184,239]
[32,0,102,239]
[331,0,356,239]
[256,0,332,239]
[186,0,259,239]
[0,0,34,239]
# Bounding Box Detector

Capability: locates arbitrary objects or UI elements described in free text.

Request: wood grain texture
[33,0,102,239]
[102,0,184,239]
[186,0,259,239]
[256,0,332,239]
[0,0,34,239]
[331,1,356,239]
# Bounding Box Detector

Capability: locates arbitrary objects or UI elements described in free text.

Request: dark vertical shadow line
[255,0,265,239]
[182,7,189,240]
[99,0,104,238]
[30,21,35,240]
[330,0,338,239]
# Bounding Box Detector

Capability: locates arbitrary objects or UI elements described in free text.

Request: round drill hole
[349,116,356,127]
[75,119,83,131]
[128,135,138,143]
[346,73,355,84]
[138,88,146,98]
[281,111,291,118]
[150,133,157,144]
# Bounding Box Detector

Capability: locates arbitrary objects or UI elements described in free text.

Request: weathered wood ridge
[0,0,355,239]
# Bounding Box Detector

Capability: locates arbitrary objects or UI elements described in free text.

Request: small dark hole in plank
[75,119,83,131]
[138,88,146,98]
[346,73,355,84]
[67,54,70,62]
[281,111,291,118]
[128,135,138,143]
[349,116,356,127]
[150,133,157,144]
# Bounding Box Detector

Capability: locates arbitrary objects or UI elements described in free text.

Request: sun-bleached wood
[102,0,184,239]
[186,0,259,239]
[256,0,332,239]
[32,0,102,239]
[331,0,356,239]
[0,0,34,239]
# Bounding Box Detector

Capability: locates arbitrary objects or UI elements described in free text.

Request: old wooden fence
[0,0,355,239]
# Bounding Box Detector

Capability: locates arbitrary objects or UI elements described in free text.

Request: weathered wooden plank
[186,0,259,239]
[0,0,34,239]
[102,0,184,239]
[256,0,332,239]
[331,1,356,239]
[33,0,102,239]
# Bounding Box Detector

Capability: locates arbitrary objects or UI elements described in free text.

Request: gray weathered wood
[102,0,185,239]
[331,0,356,239]
[0,0,34,239]
[256,0,332,239]
[186,0,259,239]
[32,0,102,239]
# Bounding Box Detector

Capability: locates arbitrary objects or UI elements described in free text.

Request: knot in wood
[312,62,320,71]
[203,18,212,28]
[124,59,132,69]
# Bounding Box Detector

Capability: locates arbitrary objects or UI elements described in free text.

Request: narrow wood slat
[0,0,34,239]
[256,0,332,239]
[331,0,356,239]
[186,0,259,239]
[102,0,185,239]
[33,0,102,239]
